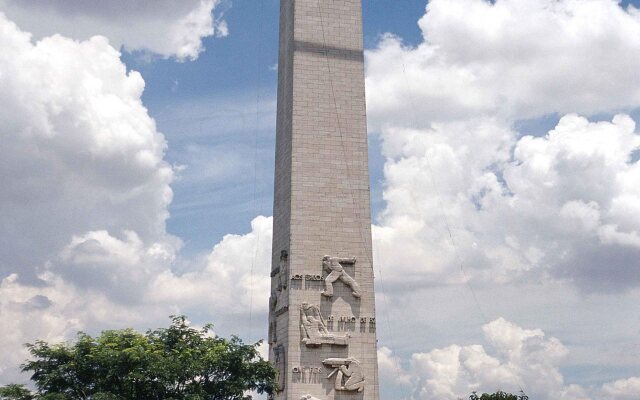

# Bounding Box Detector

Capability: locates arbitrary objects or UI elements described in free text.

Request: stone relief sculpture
[321,255,361,298]
[274,345,286,392]
[323,358,365,393]
[269,251,289,345]
[270,250,289,310]
[300,303,349,346]
[268,318,276,345]
[300,396,323,400]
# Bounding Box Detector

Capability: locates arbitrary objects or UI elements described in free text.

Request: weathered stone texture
[269,1,379,399]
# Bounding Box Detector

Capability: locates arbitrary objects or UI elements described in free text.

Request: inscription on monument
[292,365,324,384]
[290,274,324,281]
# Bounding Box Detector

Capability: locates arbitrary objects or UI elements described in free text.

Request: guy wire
[315,2,409,398]
[397,43,530,396]
[249,0,266,339]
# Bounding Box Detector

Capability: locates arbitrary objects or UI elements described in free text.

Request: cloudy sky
[1,0,640,399]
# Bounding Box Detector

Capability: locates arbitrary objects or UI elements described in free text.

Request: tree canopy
[469,390,529,400]
[0,316,276,400]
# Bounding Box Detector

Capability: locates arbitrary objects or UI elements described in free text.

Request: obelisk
[268,1,379,399]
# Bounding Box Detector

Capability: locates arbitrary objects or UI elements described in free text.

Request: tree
[0,316,277,400]
[0,384,36,400]
[469,390,529,400]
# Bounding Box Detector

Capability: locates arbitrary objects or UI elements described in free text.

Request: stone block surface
[269,1,379,399]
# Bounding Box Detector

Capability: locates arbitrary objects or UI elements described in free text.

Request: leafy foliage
[0,316,276,400]
[469,390,529,400]
[0,384,35,400]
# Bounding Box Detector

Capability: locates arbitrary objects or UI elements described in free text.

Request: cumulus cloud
[383,319,631,400]
[0,0,227,60]
[378,346,412,385]
[0,12,271,384]
[375,114,640,292]
[0,11,171,381]
[366,0,640,128]
[0,12,176,284]
[0,273,78,383]
[56,230,177,303]
[2,0,640,395]
[601,377,640,400]
[367,1,640,392]
[148,215,272,313]
[369,0,640,294]
[0,214,272,384]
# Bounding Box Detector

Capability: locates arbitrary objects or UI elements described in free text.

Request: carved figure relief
[274,345,286,392]
[269,250,289,345]
[323,358,365,393]
[300,396,323,400]
[321,255,361,298]
[300,303,349,346]
[270,250,289,310]
[268,319,276,345]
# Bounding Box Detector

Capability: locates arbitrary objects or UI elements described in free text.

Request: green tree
[0,316,276,400]
[0,384,36,400]
[469,390,529,400]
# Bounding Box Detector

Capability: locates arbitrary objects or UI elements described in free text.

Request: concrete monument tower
[268,1,379,399]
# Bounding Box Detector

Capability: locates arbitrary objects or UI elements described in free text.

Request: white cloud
[375,112,640,292]
[0,0,226,60]
[366,0,640,128]
[2,0,640,395]
[0,12,273,384]
[148,215,272,314]
[0,12,172,382]
[378,346,412,386]
[0,273,78,383]
[0,12,176,284]
[369,0,640,294]
[0,213,272,384]
[367,1,640,394]
[385,319,598,400]
[56,230,177,303]
[601,377,640,400]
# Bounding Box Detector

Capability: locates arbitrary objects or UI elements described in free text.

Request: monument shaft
[269,1,379,399]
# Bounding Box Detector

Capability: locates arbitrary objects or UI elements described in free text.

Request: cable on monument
[248,0,266,338]
[396,47,531,397]
[315,2,530,396]
[314,2,408,398]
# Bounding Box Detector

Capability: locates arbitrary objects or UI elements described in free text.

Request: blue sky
[2,1,640,399]
[124,0,430,256]
[120,0,640,394]
[131,0,640,257]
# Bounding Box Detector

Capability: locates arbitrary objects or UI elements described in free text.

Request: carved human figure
[273,345,286,392]
[300,303,349,346]
[271,250,289,311]
[268,319,276,345]
[321,255,361,298]
[323,357,365,393]
[269,251,289,344]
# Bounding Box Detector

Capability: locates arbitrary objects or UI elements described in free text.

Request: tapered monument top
[269,1,379,399]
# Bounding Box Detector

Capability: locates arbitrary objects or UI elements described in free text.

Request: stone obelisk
[268,1,379,399]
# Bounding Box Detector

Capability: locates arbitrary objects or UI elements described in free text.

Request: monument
[268,1,379,399]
